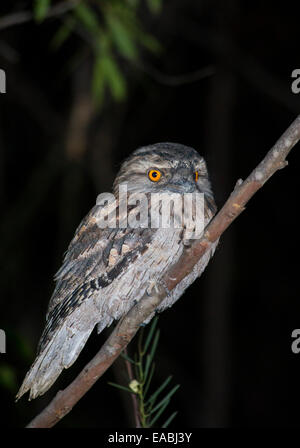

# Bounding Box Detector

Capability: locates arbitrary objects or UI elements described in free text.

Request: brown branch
[26,115,300,428]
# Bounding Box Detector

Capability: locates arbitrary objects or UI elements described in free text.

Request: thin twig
[181,23,300,114]
[123,348,141,428]
[134,62,215,86]
[26,115,300,428]
[0,0,80,31]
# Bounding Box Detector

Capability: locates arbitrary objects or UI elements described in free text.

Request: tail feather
[16,323,94,401]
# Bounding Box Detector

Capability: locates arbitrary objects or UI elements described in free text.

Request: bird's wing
[16,202,155,400]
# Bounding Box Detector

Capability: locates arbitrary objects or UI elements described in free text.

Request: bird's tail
[16,322,94,401]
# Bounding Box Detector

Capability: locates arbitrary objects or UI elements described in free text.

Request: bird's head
[113,143,214,205]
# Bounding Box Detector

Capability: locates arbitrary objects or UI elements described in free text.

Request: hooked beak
[167,169,196,193]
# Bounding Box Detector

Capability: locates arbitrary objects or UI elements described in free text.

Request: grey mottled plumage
[16,143,218,400]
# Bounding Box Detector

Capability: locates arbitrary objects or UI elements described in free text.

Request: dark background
[1,0,300,428]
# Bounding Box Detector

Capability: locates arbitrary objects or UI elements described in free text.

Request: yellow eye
[148,169,162,182]
[194,171,199,182]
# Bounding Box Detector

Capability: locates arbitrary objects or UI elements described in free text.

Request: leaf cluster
[33,0,163,105]
[109,317,179,428]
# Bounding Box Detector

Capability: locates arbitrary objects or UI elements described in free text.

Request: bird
[16,142,218,401]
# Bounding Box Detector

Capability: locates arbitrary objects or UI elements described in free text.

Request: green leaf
[139,33,162,54]
[147,0,162,14]
[10,331,34,362]
[107,381,135,394]
[134,353,140,379]
[0,364,17,393]
[162,411,178,428]
[149,399,170,426]
[127,0,139,8]
[120,351,136,364]
[143,316,159,354]
[74,3,99,32]
[92,55,106,105]
[143,362,155,397]
[144,329,160,380]
[102,55,127,101]
[106,13,138,61]
[51,17,76,49]
[34,0,51,23]
[146,375,173,405]
[150,384,180,414]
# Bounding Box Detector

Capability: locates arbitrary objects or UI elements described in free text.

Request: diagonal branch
[26,115,300,428]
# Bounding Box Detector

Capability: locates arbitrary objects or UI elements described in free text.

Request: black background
[1,0,300,428]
